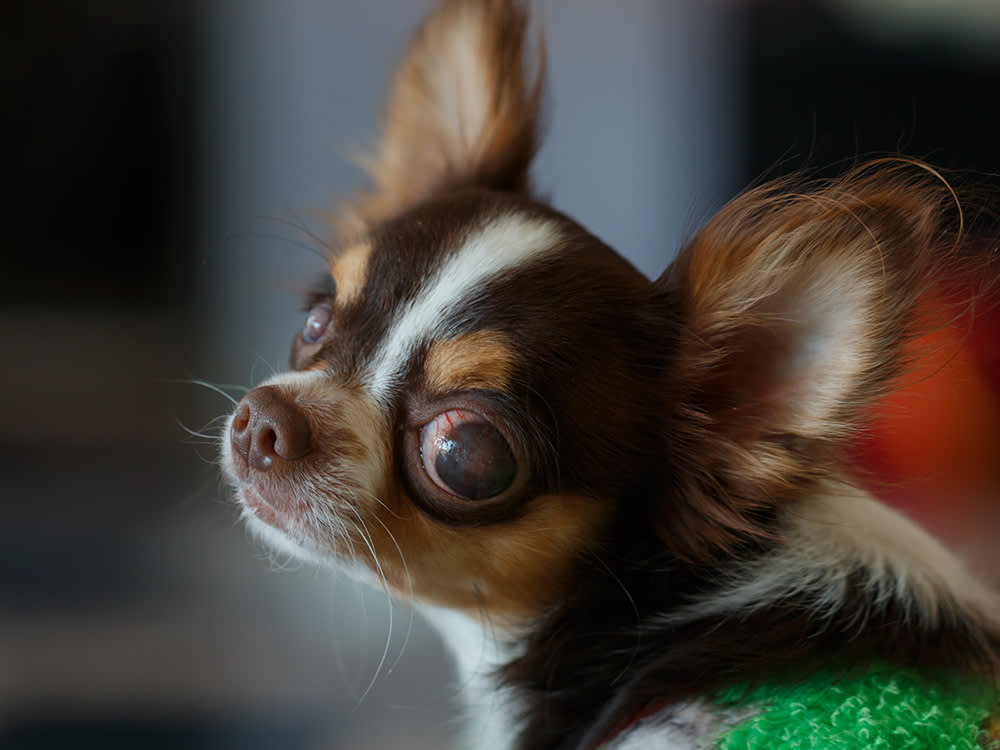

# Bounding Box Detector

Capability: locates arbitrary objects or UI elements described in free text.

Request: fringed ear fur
[336,0,544,241]
[657,162,995,561]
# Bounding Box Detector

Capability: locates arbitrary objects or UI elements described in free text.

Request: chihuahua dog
[221,1,1000,748]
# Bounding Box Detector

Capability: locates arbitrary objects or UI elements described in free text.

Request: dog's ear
[338,0,544,239]
[655,164,966,560]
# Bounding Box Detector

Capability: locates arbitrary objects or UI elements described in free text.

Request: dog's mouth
[234,482,341,567]
[220,408,310,534]
[235,483,310,535]
[239,485,284,527]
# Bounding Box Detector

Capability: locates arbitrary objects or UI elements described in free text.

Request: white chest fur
[417,604,526,750]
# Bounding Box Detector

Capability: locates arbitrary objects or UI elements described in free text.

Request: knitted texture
[713,663,999,750]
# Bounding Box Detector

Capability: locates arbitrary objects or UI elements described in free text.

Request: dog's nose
[230,386,312,471]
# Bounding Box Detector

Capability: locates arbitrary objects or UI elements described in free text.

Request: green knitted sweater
[712,663,999,750]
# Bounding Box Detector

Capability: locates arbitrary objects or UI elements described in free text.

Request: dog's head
[220,0,994,643]
[221,0,659,621]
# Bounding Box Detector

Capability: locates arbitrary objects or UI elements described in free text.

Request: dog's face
[223,189,662,621]
[220,0,991,643]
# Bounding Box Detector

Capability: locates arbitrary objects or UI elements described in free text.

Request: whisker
[344,505,395,707]
[365,507,416,677]
[327,578,361,693]
[254,212,332,263]
[281,209,334,256]
[176,422,220,444]
[166,378,247,406]
[176,413,232,441]
[356,486,408,523]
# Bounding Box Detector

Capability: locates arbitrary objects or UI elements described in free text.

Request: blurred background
[2,1,998,748]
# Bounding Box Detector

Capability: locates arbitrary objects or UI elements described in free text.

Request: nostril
[229,385,312,472]
[230,402,252,460]
[252,425,278,470]
[232,402,251,433]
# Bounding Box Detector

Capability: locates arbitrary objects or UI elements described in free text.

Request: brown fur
[655,163,980,561]
[223,2,1000,748]
[424,330,517,394]
[329,242,372,306]
[355,484,609,622]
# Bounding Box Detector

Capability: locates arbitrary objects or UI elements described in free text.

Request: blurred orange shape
[855,289,1000,537]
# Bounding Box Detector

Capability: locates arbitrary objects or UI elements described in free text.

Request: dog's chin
[239,485,296,530]
[235,487,332,566]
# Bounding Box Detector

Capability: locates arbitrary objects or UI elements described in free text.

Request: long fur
[220,2,1000,749]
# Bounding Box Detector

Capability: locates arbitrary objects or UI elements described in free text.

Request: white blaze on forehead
[365,213,560,402]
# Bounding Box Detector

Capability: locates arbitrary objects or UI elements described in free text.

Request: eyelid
[301,291,333,313]
[300,275,337,312]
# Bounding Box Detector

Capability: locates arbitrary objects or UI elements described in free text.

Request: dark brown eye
[419,409,517,500]
[302,304,331,344]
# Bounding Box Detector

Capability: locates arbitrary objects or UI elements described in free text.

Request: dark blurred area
[1,1,199,439]
[2,2,196,309]
[1,1,998,748]
[740,1,1000,184]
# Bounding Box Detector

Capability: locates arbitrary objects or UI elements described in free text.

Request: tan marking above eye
[424,330,517,394]
[329,242,372,306]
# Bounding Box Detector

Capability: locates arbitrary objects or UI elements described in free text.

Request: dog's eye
[419,409,517,500]
[301,304,331,344]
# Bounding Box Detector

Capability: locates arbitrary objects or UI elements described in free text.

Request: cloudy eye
[419,409,518,500]
[302,304,331,344]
